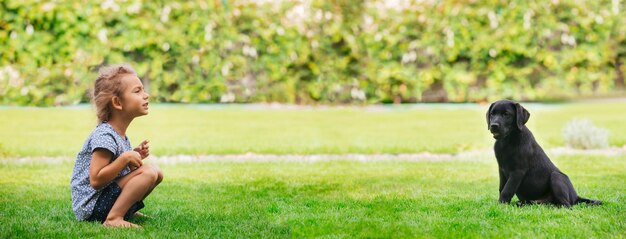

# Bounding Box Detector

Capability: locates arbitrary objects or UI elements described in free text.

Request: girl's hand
[122,151,143,171]
[134,140,150,159]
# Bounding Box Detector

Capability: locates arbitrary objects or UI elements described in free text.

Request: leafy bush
[1,0,625,106]
[562,119,609,149]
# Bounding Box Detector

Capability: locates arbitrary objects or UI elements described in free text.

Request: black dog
[487,100,601,207]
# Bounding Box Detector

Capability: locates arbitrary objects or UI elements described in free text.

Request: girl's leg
[103,164,159,227]
[133,166,164,218]
[141,165,164,201]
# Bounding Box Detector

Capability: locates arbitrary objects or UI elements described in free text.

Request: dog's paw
[498,197,512,204]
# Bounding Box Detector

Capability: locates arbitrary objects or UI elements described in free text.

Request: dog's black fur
[487,100,601,207]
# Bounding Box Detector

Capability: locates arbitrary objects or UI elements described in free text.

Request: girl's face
[118,74,149,117]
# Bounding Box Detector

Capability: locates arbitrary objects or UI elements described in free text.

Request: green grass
[1,154,624,238]
[1,103,625,237]
[1,102,625,157]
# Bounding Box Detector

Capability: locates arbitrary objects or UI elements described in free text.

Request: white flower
[42,2,55,12]
[324,11,332,20]
[523,10,534,30]
[127,2,142,14]
[374,33,382,41]
[0,66,24,87]
[220,92,235,103]
[26,25,34,35]
[204,23,214,41]
[445,28,454,47]
[595,16,604,24]
[0,66,22,87]
[560,33,576,46]
[351,88,366,101]
[489,49,497,58]
[401,51,417,64]
[98,29,108,43]
[221,63,231,76]
[488,11,499,29]
[161,5,171,23]
[243,46,257,58]
[101,0,120,12]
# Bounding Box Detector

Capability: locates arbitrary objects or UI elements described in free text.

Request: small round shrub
[562,119,609,149]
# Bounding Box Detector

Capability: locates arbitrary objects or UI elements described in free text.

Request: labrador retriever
[487,99,601,207]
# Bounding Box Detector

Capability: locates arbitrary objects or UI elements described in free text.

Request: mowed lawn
[0,102,625,237]
[0,102,625,156]
[0,155,624,238]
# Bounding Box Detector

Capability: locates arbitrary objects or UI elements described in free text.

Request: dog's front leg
[498,169,506,194]
[499,170,526,204]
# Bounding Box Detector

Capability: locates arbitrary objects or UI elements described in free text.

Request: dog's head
[486,100,530,139]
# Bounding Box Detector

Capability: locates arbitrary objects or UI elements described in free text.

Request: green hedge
[1,0,625,105]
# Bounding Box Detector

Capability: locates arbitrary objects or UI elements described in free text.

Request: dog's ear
[486,102,495,130]
[515,103,530,130]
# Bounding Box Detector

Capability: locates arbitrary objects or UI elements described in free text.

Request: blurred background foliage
[0,0,624,106]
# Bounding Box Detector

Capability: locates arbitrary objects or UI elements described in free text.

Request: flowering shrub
[1,0,625,105]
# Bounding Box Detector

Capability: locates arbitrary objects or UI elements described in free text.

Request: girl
[71,63,163,228]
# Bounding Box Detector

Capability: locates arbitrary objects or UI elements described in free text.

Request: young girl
[71,63,163,228]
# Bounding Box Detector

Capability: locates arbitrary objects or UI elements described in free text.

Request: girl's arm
[89,149,142,190]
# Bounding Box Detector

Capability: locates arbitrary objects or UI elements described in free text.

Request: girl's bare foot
[103,219,142,228]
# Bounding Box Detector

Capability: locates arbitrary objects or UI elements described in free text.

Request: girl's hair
[92,63,137,123]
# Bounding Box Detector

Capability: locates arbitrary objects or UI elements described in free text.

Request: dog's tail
[576,197,602,206]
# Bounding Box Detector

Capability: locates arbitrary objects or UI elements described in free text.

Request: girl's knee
[153,165,164,184]
[137,164,158,182]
